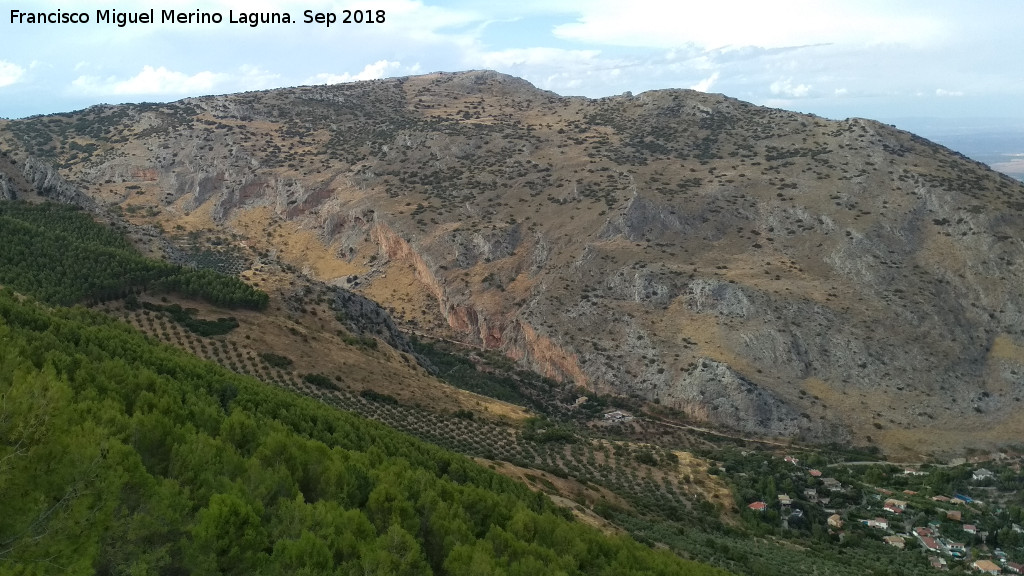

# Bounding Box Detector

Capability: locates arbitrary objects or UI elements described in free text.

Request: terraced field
[111,301,727,523]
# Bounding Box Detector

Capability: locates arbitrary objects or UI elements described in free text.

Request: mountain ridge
[3,70,1023,456]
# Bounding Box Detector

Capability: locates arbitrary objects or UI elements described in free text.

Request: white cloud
[691,72,720,92]
[306,60,403,85]
[935,88,964,97]
[551,0,948,50]
[234,65,281,91]
[770,78,812,97]
[70,65,280,96]
[474,47,602,69]
[72,66,224,95]
[0,61,26,88]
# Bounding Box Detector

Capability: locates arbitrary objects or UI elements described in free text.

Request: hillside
[3,197,1012,574]
[2,71,1024,457]
[0,288,727,575]
[0,200,732,574]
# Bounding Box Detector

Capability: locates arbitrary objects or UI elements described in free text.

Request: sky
[2,0,1024,162]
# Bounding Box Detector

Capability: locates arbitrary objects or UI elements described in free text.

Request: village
[722,449,1024,574]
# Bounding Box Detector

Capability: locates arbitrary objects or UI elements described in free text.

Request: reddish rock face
[130,167,159,181]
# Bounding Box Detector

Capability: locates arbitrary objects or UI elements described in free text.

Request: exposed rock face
[330,286,423,360]
[4,70,1024,453]
[655,358,839,439]
[0,173,16,200]
[686,280,751,317]
[502,319,589,385]
[600,194,712,244]
[372,222,445,303]
[22,156,90,205]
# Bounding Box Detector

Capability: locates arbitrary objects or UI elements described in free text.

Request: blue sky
[2,0,1023,131]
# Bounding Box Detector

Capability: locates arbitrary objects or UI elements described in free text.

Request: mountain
[885,117,1024,181]
[2,70,1023,457]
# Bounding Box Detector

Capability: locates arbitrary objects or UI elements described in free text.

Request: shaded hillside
[0,200,267,308]
[3,71,1024,455]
